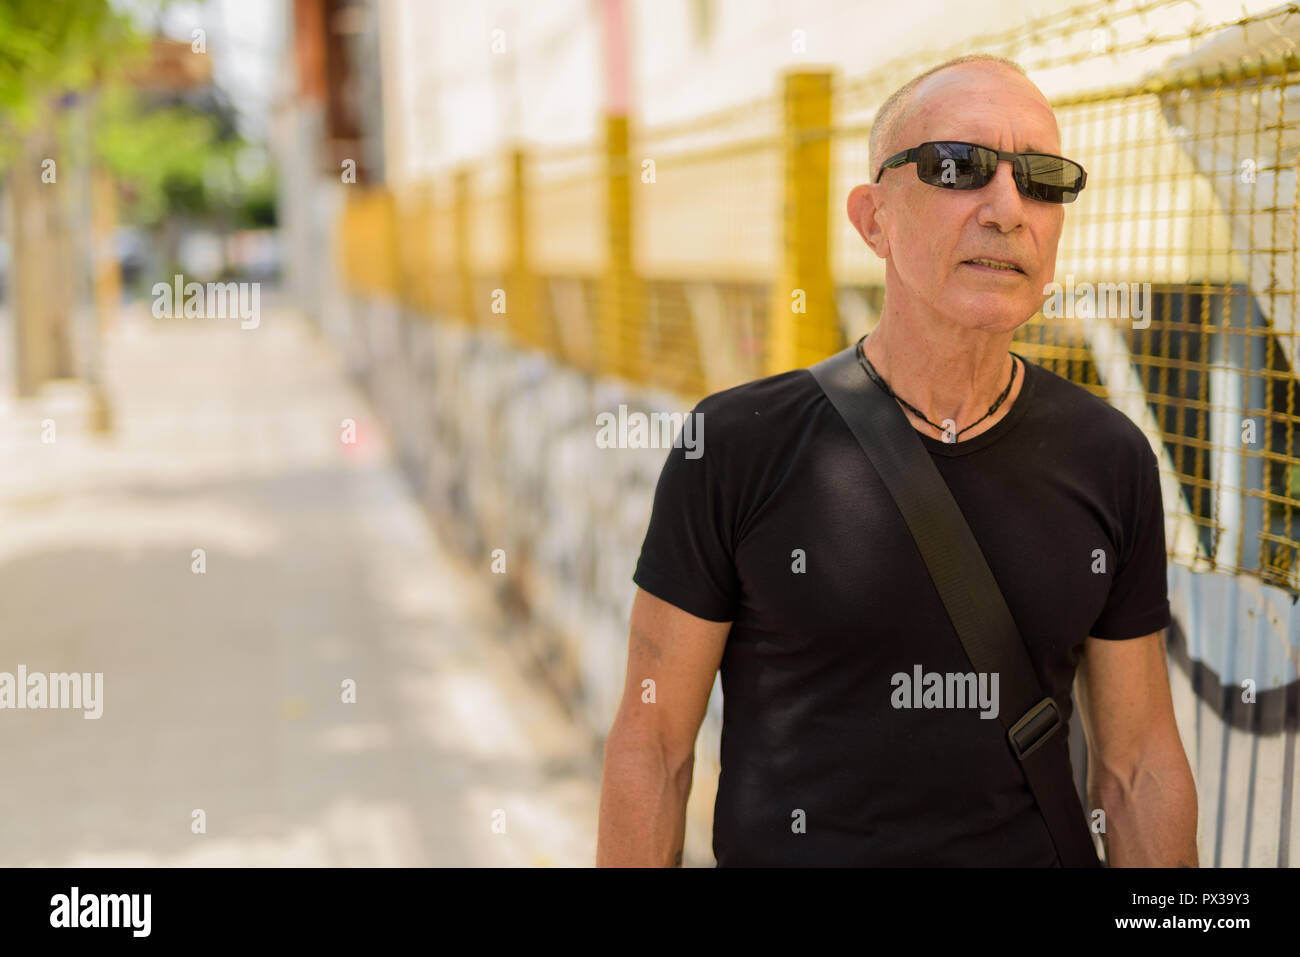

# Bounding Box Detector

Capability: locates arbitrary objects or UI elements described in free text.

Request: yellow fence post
[601,114,639,380]
[506,147,544,351]
[428,180,452,318]
[453,167,475,324]
[377,189,400,298]
[385,188,408,305]
[395,188,417,310]
[767,70,837,376]
[412,183,435,316]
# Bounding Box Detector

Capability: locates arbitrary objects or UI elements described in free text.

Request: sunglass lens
[916,142,994,189]
[1017,155,1085,203]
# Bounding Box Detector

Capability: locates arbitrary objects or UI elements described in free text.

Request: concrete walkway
[0,303,601,866]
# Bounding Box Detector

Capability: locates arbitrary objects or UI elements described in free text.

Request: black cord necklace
[855,334,1018,444]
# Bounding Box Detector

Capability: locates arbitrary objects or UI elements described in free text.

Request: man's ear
[847,183,889,260]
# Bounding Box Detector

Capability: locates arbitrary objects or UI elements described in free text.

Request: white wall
[380,0,1291,184]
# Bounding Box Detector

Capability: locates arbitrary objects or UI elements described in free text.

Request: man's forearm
[596,729,694,867]
[1091,746,1198,867]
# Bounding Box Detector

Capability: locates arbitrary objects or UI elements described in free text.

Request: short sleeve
[1089,446,1172,639]
[631,404,740,623]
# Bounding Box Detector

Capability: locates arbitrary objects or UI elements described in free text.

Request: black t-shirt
[631,353,1172,866]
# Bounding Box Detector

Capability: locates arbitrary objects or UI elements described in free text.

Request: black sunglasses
[874,140,1087,204]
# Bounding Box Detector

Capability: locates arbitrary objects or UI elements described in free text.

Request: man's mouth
[963,257,1024,274]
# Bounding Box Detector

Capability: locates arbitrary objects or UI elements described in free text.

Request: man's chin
[945,295,1038,330]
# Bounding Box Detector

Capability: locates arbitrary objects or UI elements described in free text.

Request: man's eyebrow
[957,139,1060,154]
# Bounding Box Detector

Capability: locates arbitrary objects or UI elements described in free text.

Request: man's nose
[976,159,1028,229]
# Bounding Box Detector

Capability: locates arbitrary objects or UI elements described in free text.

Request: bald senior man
[596,54,1198,867]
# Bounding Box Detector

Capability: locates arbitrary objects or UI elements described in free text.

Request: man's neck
[861,320,1025,443]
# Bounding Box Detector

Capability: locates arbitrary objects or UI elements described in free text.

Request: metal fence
[340,0,1300,590]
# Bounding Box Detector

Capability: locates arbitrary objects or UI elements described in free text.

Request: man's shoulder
[690,366,826,438]
[1027,359,1155,461]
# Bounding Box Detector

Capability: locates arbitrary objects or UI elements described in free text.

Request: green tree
[93,87,221,226]
[0,0,141,137]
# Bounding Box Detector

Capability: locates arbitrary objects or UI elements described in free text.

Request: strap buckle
[1008,697,1062,760]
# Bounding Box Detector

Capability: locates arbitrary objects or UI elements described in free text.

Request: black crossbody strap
[809,344,1101,868]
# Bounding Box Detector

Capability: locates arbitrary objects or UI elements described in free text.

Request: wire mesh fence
[338,0,1300,594]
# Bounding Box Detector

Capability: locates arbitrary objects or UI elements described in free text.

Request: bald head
[846,54,1069,343]
[868,55,1052,182]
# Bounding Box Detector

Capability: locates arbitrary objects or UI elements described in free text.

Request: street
[0,303,601,866]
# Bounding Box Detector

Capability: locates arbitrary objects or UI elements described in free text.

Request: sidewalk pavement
[0,303,601,866]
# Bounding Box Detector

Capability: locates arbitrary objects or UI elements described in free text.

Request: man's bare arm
[596,587,731,866]
[1075,631,1198,866]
